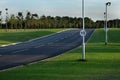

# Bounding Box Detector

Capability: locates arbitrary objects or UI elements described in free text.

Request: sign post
[80,0,86,61]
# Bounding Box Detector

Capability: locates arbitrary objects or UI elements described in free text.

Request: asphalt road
[0,29,94,71]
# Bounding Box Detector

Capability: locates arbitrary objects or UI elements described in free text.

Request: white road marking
[11,42,22,45]
[0,42,22,47]
[28,29,72,42]
[35,45,45,48]
[1,45,7,47]
[12,49,28,54]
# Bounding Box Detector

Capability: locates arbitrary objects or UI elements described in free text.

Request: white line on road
[0,42,22,47]
[34,45,45,48]
[28,29,72,42]
[12,49,28,54]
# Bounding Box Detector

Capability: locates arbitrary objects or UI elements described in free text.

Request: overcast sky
[0,0,120,21]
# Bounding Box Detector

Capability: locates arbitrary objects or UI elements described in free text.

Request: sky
[0,0,120,21]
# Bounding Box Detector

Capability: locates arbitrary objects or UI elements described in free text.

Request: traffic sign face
[80,30,86,36]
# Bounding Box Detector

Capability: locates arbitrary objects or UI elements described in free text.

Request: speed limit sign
[80,30,86,36]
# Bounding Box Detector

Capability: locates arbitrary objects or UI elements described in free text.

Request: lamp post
[105,2,111,45]
[0,11,2,28]
[5,8,8,31]
[80,0,86,61]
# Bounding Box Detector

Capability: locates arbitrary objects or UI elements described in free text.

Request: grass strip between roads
[0,28,120,80]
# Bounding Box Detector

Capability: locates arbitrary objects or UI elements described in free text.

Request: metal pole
[105,5,108,45]
[105,4,108,45]
[0,11,2,29]
[82,0,85,60]
[105,2,111,45]
[5,8,8,31]
[105,4,107,45]
[104,12,106,30]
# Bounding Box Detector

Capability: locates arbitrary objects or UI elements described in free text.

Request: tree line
[96,19,120,28]
[0,11,120,29]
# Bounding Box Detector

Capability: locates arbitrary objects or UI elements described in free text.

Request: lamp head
[106,2,111,6]
[5,8,8,11]
[104,12,106,15]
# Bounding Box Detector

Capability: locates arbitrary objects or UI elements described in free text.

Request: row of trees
[0,11,120,29]
[96,19,120,28]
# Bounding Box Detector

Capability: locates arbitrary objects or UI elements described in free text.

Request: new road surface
[0,29,94,71]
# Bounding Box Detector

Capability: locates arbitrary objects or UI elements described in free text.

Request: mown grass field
[0,28,120,80]
[0,29,63,45]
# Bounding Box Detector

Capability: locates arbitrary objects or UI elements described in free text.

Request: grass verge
[0,28,120,80]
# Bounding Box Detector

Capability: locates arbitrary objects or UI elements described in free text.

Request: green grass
[0,28,120,80]
[0,29,63,45]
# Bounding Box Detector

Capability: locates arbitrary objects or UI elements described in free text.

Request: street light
[5,8,8,31]
[80,0,86,61]
[0,11,2,28]
[105,2,111,45]
[104,12,106,31]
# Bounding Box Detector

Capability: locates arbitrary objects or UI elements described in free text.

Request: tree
[40,15,46,29]
[61,16,69,28]
[85,17,94,28]
[25,11,31,29]
[31,14,39,29]
[95,20,104,28]
[9,14,17,29]
[17,12,23,29]
[32,14,38,19]
[77,18,82,28]
[1,9,120,29]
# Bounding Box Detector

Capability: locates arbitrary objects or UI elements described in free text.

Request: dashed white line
[34,45,45,48]
[12,49,28,54]
[27,29,72,42]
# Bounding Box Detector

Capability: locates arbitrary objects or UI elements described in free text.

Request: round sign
[80,30,86,36]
